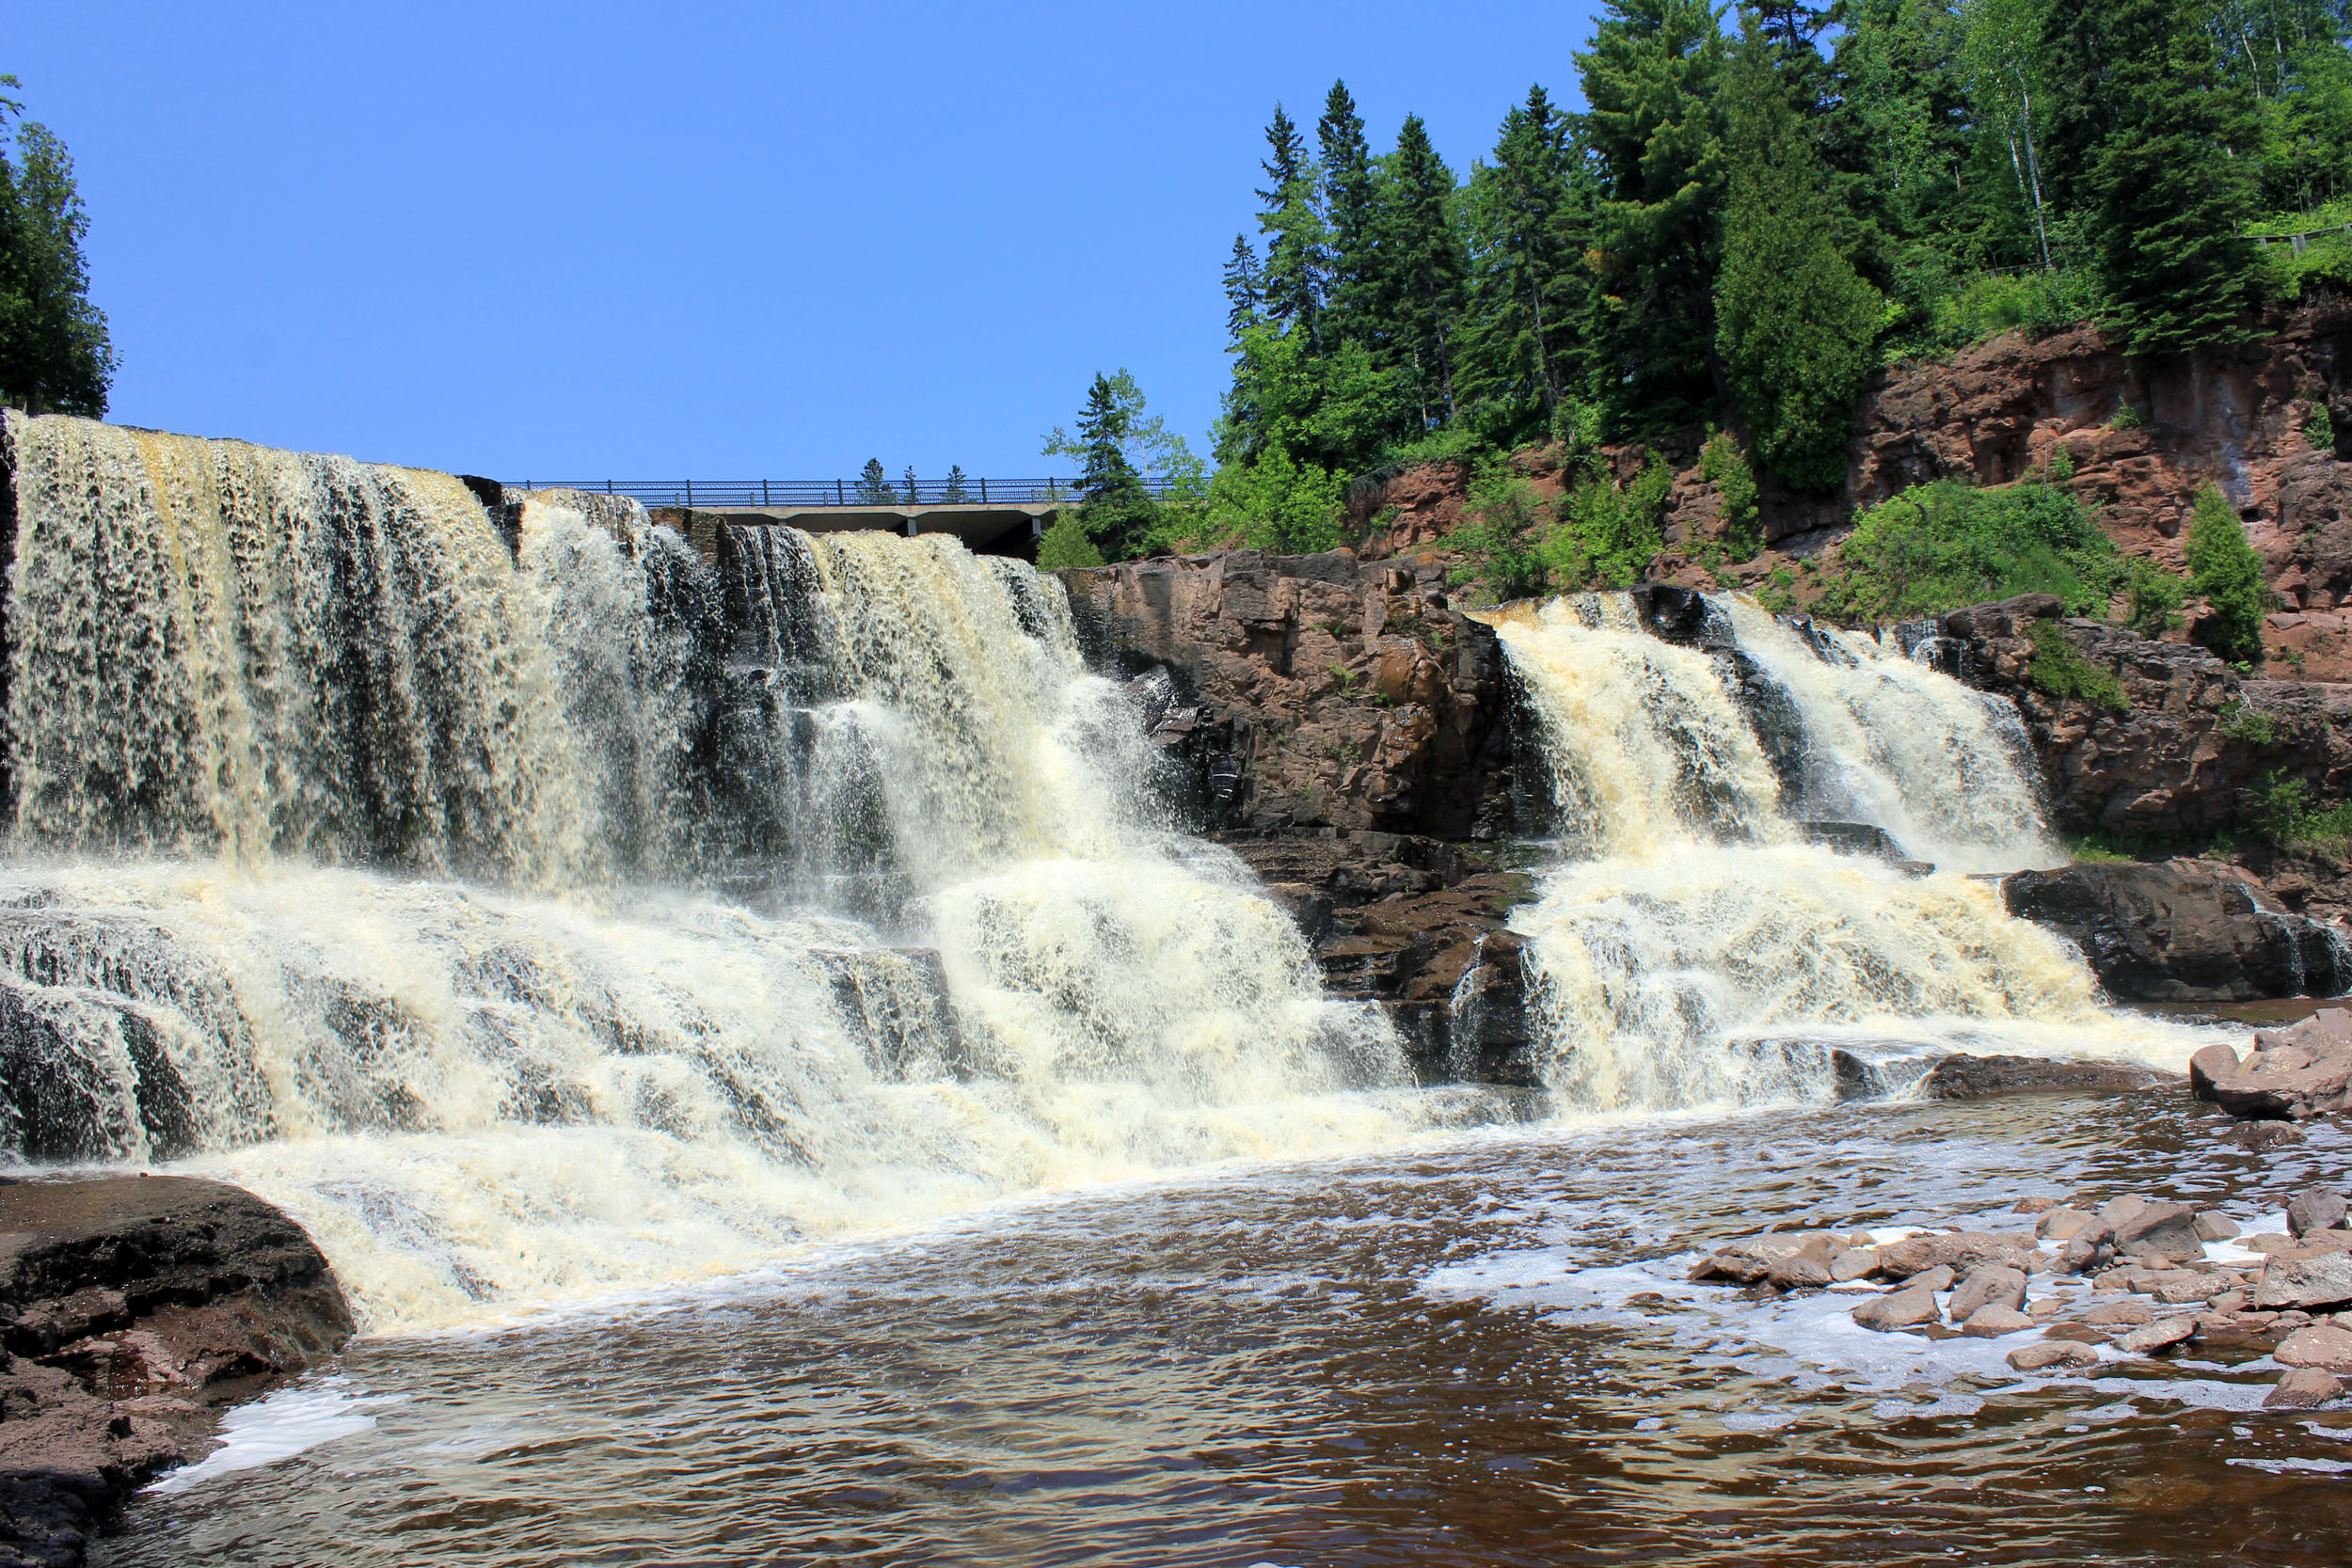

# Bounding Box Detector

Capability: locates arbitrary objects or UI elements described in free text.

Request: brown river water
[100,1085,2352,1567]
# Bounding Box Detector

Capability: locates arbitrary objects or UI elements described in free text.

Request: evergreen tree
[1456,86,1584,438]
[1317,80,1381,347]
[1715,16,1886,491]
[1058,372,1157,561]
[1254,104,1325,343]
[1578,0,1729,432]
[942,465,970,502]
[1221,235,1263,339]
[1380,114,1470,429]
[1962,0,2063,273]
[0,81,114,417]
[855,458,893,503]
[2040,0,2262,356]
[1827,0,1979,303]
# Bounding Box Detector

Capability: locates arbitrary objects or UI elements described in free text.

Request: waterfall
[1496,590,2190,1113]
[0,414,1413,1331]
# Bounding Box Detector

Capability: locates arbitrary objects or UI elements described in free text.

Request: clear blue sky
[8,1,1605,480]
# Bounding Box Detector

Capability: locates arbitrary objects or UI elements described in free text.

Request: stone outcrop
[2191,1011,2352,1120]
[1918,1053,2180,1100]
[1061,549,1538,1074]
[0,1175,353,1568]
[2002,861,2350,1001]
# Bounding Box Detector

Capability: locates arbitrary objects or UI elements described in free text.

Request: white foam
[147,1380,390,1494]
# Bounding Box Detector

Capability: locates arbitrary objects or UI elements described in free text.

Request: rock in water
[2266,1369,2344,1408]
[1918,1053,2179,1100]
[2254,1251,2352,1312]
[1962,1305,2034,1338]
[1949,1265,2027,1321]
[2111,1202,2203,1263]
[2194,1212,2240,1242]
[1852,1284,1941,1332]
[2275,1324,2352,1373]
[2115,1316,2201,1355]
[2009,1340,2101,1371]
[2001,862,2348,1002]
[2192,1014,2352,1120]
[2288,1185,2350,1238]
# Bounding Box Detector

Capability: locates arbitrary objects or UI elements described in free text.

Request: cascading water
[1496,591,2191,1112]
[0,413,1414,1331]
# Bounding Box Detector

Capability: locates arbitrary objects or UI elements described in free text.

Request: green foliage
[941,466,970,502]
[2312,400,2340,453]
[1715,19,1885,492]
[0,81,114,416]
[2048,443,2075,483]
[1443,467,1549,602]
[1756,562,1800,614]
[2185,483,2270,664]
[2121,556,2186,636]
[2107,400,2143,430]
[854,459,894,504]
[1813,476,2146,621]
[2026,619,2130,710]
[1454,87,1585,439]
[1036,513,1104,571]
[1204,442,1345,554]
[2247,773,2352,851]
[1542,457,1672,589]
[2063,833,2139,863]
[2038,0,2261,357]
[1041,369,1208,561]
[1699,429,1760,560]
[1888,268,2106,359]
[2217,698,2279,744]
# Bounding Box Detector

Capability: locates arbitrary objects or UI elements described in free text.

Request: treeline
[1045,0,2351,568]
[0,75,113,417]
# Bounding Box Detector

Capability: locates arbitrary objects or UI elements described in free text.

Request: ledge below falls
[0,1175,354,1568]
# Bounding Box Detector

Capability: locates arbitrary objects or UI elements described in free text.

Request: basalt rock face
[1934,594,2352,845]
[0,1175,354,1568]
[2002,861,2351,1002]
[1060,550,1536,1077]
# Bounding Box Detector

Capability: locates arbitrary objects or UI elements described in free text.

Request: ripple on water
[104,1089,2352,1568]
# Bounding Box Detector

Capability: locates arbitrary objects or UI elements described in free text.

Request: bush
[2121,557,2186,637]
[1443,468,1548,603]
[1889,268,2105,359]
[2185,483,2268,665]
[1035,512,1104,571]
[1812,477,2167,623]
[1700,430,1761,562]
[2026,620,2130,712]
[1541,458,1672,589]
[2309,401,2338,454]
[2246,772,2352,850]
[2217,698,2277,744]
[1203,444,1346,554]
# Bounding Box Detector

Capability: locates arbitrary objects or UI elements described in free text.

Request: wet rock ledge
[0,1175,353,1568]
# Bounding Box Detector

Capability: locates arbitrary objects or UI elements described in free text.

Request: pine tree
[855,458,893,503]
[1456,86,1584,436]
[1381,114,1470,429]
[1715,17,1886,491]
[1578,0,1729,432]
[2039,0,2261,356]
[1221,235,1263,340]
[1254,104,1325,344]
[0,81,115,417]
[2185,483,2268,662]
[1318,80,1380,348]
[942,465,971,502]
[1073,372,1155,560]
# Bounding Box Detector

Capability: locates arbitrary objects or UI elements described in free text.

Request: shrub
[1541,458,1672,590]
[1036,513,1104,571]
[2048,444,2076,483]
[2184,483,2268,665]
[2026,620,2130,712]
[1811,477,2151,623]
[2246,773,2352,850]
[1700,430,1761,562]
[2108,401,2143,431]
[1443,467,1548,603]
[1203,445,1346,554]
[1891,268,2105,358]
[2309,402,2338,454]
[2217,699,2277,744]
[2121,557,2186,637]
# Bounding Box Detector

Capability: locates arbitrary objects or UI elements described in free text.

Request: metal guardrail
[511,477,1191,508]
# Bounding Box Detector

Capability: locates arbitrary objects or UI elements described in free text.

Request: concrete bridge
[509,477,1186,556]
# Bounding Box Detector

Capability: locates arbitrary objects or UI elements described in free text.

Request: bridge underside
[644,501,1050,562]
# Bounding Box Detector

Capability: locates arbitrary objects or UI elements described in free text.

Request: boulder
[1688,1232,1837,1285]
[2099,1195,2151,1228]
[1949,1265,2028,1321]
[1876,1231,2033,1281]
[2083,1300,2155,1326]
[1962,1305,2035,1338]
[2254,1250,2352,1311]
[0,1175,354,1568]
[2009,1340,2101,1371]
[2111,1202,2202,1264]
[1852,1284,1940,1332]
[2275,1323,2352,1373]
[2266,1369,2345,1408]
[2288,1185,2349,1238]
[2194,1212,2241,1242]
[1919,1053,2178,1100]
[2037,1208,2096,1242]
[2059,1222,2118,1275]
[2001,862,2350,1002]
[2115,1315,2201,1355]
[2193,1014,2352,1119]
[1829,1248,1882,1283]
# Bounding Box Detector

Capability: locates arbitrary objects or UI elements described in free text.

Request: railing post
[762,480,771,506]
[836,479,844,505]
[980,477,988,503]
[685,479,692,509]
